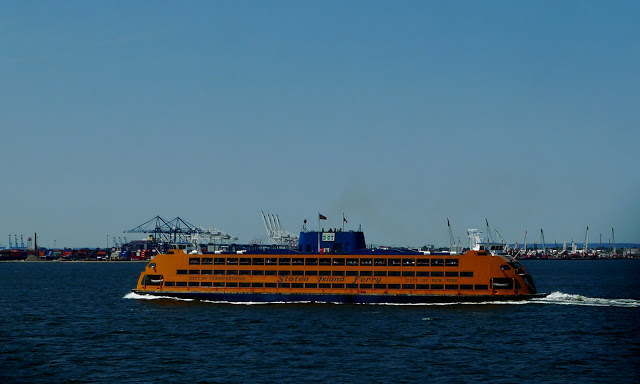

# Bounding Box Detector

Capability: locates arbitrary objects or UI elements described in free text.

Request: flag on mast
[319,213,327,220]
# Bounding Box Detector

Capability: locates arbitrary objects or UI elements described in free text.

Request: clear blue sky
[1,1,638,248]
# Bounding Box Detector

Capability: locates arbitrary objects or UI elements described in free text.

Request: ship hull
[132,289,546,304]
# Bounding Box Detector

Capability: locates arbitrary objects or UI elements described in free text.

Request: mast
[612,227,616,255]
[583,225,589,255]
[485,218,494,243]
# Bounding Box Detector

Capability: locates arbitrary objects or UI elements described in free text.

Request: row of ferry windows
[188,257,458,267]
[177,269,474,277]
[165,281,488,290]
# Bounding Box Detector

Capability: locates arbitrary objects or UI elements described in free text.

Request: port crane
[126,216,236,245]
[261,211,298,247]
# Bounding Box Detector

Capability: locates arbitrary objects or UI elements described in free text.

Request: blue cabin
[297,230,366,254]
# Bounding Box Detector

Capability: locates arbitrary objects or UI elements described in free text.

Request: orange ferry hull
[132,289,545,304]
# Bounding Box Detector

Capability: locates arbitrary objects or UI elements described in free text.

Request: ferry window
[333,258,345,266]
[305,270,318,276]
[402,284,415,290]
[332,283,345,289]
[165,282,176,287]
[202,258,213,265]
[176,282,188,287]
[360,284,372,289]
[265,283,277,288]
[474,284,489,290]
[346,258,359,266]
[167,251,174,254]
[252,283,264,288]
[319,258,331,265]
[252,270,264,275]
[148,263,156,268]
[291,283,303,289]
[388,271,400,276]
[389,259,401,266]
[416,271,430,277]
[431,271,444,277]
[265,258,278,265]
[460,272,474,277]
[500,264,511,271]
[292,258,304,265]
[305,258,318,266]
[346,284,358,289]
[278,283,290,288]
[319,270,331,276]
[214,270,225,275]
[360,271,373,276]
[445,284,458,290]
[416,259,429,266]
[265,270,277,276]
[431,284,444,290]
[374,258,387,266]
[201,282,212,287]
[388,284,401,289]
[431,259,444,266]
[227,258,238,265]
[416,284,429,289]
[201,269,213,275]
[402,259,415,266]
[402,271,415,277]
[177,270,187,275]
[492,278,513,289]
[240,258,251,265]
[360,259,373,266]
[252,258,264,265]
[305,283,318,289]
[189,282,199,287]
[374,271,387,276]
[445,271,459,277]
[226,282,238,288]
[278,270,290,276]
[292,270,304,276]
[346,271,359,276]
[239,270,251,275]
[460,284,473,290]
[214,258,225,265]
[374,284,386,289]
[213,282,224,287]
[319,283,331,288]
[239,283,250,288]
[332,271,345,276]
[189,270,200,275]
[279,258,291,265]
[445,259,459,266]
[226,270,238,275]
[189,258,200,265]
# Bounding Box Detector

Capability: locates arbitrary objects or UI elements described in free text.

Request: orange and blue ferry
[133,221,544,303]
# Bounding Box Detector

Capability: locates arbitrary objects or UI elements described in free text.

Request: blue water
[0,260,638,383]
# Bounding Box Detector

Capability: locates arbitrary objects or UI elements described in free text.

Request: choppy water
[0,260,638,383]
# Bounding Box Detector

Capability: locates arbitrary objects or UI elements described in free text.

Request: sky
[1,1,638,248]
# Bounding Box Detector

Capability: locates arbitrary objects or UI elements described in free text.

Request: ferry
[133,220,545,303]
